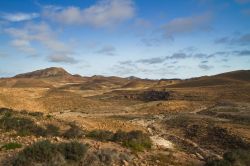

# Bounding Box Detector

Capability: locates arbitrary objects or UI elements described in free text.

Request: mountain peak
[14,67,72,78]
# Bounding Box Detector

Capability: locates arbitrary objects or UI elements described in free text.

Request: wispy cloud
[162,12,212,37]
[136,57,165,64]
[1,12,39,22]
[43,0,135,27]
[199,64,213,70]
[232,50,250,56]
[96,45,116,56]
[140,13,212,46]
[10,39,36,56]
[48,54,77,64]
[215,33,250,45]
[5,22,77,63]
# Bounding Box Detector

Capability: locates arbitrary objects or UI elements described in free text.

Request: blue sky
[0,0,250,79]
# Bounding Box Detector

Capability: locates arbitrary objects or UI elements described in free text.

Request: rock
[122,160,129,166]
[55,137,61,142]
[195,153,204,160]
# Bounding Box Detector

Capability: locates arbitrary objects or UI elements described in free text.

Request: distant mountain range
[0,67,249,89]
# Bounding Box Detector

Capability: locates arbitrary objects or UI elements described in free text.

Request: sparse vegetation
[58,141,88,162]
[1,142,22,150]
[0,68,250,166]
[206,149,250,166]
[148,152,180,166]
[87,130,114,141]
[112,130,152,151]
[45,124,60,136]
[13,140,88,166]
[0,114,46,136]
[63,124,84,138]
[28,112,44,117]
[86,129,152,151]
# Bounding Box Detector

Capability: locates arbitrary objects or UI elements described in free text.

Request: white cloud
[1,12,39,22]
[10,39,36,55]
[162,13,212,37]
[5,22,77,63]
[43,0,135,27]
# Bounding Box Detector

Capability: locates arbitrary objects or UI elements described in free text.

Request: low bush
[13,140,58,166]
[58,141,88,162]
[1,142,22,150]
[63,124,84,139]
[0,115,46,136]
[28,112,44,117]
[0,108,14,115]
[13,140,88,166]
[205,149,250,166]
[121,130,152,151]
[45,124,60,136]
[0,114,63,137]
[86,129,152,151]
[87,130,114,141]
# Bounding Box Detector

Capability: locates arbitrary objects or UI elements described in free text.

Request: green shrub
[205,149,250,166]
[86,129,152,151]
[46,114,53,119]
[1,142,22,150]
[205,159,231,166]
[13,140,88,166]
[87,130,114,141]
[13,140,58,166]
[63,124,84,139]
[58,141,88,161]
[113,130,152,151]
[112,130,128,142]
[0,115,47,136]
[28,112,44,117]
[121,130,152,151]
[0,108,14,115]
[45,124,60,136]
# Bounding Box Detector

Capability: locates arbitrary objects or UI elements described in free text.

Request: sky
[0,0,250,79]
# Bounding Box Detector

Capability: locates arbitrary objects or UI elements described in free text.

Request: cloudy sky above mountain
[0,0,250,79]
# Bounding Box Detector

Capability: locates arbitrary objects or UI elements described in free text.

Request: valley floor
[0,83,250,165]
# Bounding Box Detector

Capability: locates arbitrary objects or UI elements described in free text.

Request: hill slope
[14,67,71,78]
[167,70,250,88]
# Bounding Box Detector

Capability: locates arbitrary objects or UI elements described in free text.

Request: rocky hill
[14,67,72,79]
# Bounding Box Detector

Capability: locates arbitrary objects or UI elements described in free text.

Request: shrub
[0,108,14,115]
[46,114,53,119]
[1,142,22,150]
[121,130,152,151]
[45,124,60,136]
[86,129,152,151]
[87,130,114,141]
[13,140,88,166]
[113,130,152,151]
[13,140,58,166]
[0,115,47,136]
[205,149,250,166]
[28,112,44,117]
[63,124,84,139]
[112,130,128,142]
[58,141,88,162]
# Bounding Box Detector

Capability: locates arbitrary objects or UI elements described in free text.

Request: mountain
[0,67,86,88]
[14,67,72,79]
[167,70,250,88]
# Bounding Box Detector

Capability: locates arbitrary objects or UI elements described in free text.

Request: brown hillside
[14,67,71,78]
[167,70,250,88]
